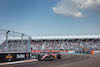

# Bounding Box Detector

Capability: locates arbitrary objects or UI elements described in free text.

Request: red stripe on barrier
[31,50,68,53]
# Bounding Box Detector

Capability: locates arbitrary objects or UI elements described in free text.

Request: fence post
[28,36,31,52]
[6,30,10,53]
[21,34,24,52]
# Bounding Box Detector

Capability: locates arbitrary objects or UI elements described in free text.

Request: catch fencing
[0,29,31,53]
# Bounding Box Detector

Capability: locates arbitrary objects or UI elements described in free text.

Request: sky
[0,0,100,36]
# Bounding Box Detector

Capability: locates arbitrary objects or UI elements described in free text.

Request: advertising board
[17,54,25,59]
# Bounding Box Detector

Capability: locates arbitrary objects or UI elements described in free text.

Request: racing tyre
[50,55,54,61]
[57,54,61,59]
[38,55,41,61]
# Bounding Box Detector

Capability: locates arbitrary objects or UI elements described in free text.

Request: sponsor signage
[26,53,29,58]
[0,53,31,62]
[17,54,25,59]
[51,50,60,52]
[31,56,37,58]
[60,50,68,52]
[5,54,13,61]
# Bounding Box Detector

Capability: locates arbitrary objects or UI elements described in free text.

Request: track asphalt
[1,54,100,67]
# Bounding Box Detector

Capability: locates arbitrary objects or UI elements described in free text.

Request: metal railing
[0,29,31,53]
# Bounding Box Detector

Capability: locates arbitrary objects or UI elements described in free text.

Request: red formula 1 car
[38,51,61,61]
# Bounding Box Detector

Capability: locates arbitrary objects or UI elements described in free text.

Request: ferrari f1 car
[38,52,61,61]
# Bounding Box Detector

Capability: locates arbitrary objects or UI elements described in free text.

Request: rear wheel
[38,55,41,61]
[57,54,61,59]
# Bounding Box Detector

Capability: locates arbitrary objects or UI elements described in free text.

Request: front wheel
[50,56,54,61]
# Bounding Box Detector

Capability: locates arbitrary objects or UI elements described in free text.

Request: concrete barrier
[68,51,75,53]
[94,51,100,54]
[0,53,31,62]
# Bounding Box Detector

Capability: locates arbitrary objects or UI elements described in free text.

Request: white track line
[0,59,38,65]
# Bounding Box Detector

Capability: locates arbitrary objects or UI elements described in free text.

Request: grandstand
[1,33,100,52]
[31,36,100,51]
[0,29,100,53]
[0,29,100,62]
[1,35,100,52]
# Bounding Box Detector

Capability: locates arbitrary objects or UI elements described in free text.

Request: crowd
[31,39,100,51]
[0,39,100,53]
[0,40,28,52]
